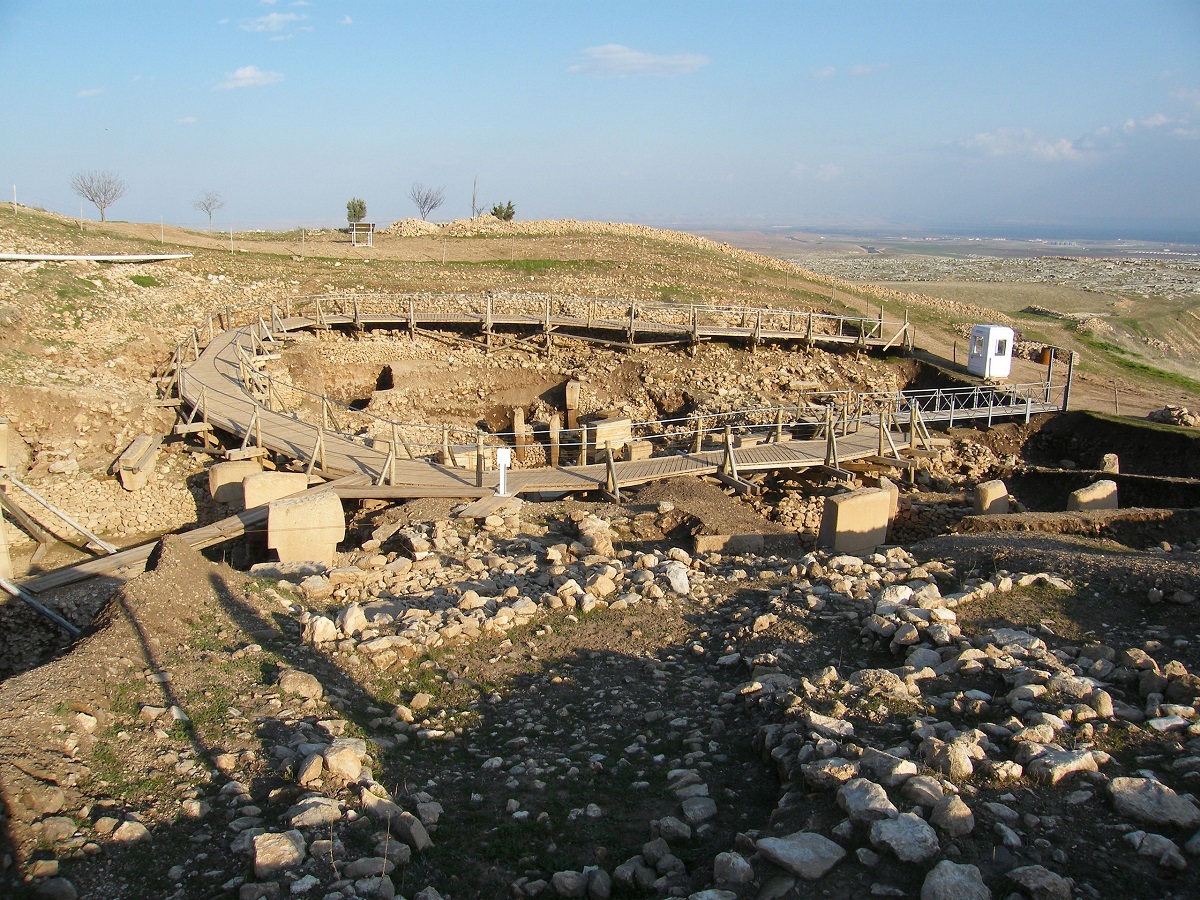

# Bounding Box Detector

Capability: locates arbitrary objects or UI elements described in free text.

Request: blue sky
[2,1,1199,237]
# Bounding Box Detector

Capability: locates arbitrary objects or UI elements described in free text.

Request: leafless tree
[70,169,127,222]
[192,189,225,228]
[409,182,445,221]
[471,176,479,219]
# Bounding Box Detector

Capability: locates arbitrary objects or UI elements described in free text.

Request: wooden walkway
[171,296,1066,502]
[177,318,891,499]
[263,294,915,353]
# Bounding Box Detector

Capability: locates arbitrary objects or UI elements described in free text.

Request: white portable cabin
[966,325,1014,379]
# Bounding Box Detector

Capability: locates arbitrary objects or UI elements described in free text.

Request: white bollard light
[495,447,512,496]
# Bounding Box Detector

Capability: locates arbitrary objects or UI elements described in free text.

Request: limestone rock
[755,831,846,880]
[921,861,990,900]
[278,669,323,701]
[1007,864,1073,900]
[837,778,897,824]
[1109,777,1200,828]
[253,830,306,878]
[869,812,940,863]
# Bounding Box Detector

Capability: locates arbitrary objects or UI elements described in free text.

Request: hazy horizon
[2,2,1198,238]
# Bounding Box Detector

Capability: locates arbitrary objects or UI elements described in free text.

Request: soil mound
[635,475,791,536]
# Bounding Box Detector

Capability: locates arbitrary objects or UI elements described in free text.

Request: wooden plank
[20,474,369,594]
[334,485,490,500]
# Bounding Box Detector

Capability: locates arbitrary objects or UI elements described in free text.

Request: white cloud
[569,44,710,77]
[176,116,198,125]
[241,12,302,32]
[1171,87,1200,110]
[214,65,284,91]
[339,15,352,25]
[217,17,229,25]
[812,65,837,79]
[961,127,1082,162]
[1141,113,1170,128]
[76,87,103,97]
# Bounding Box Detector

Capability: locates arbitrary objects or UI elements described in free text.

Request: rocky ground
[5,210,1200,899]
[3,473,1200,900]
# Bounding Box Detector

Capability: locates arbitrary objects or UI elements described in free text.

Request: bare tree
[409,182,445,221]
[471,176,479,219]
[192,189,225,229]
[70,169,127,222]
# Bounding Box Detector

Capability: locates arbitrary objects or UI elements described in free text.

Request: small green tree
[346,197,366,224]
[490,200,515,221]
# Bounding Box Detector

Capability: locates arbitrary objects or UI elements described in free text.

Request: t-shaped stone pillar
[268,492,345,566]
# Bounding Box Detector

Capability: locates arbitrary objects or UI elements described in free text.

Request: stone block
[243,471,311,509]
[1068,480,1118,512]
[1100,453,1120,474]
[564,380,582,410]
[878,477,900,522]
[209,460,263,505]
[583,415,633,456]
[693,533,803,555]
[623,440,653,462]
[117,434,162,492]
[817,487,891,554]
[452,445,493,472]
[973,479,1009,515]
[734,433,768,449]
[268,493,345,566]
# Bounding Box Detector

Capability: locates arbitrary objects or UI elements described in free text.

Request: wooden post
[579,426,588,466]
[824,405,839,467]
[1063,352,1076,412]
[306,428,326,475]
[441,424,451,466]
[549,413,561,468]
[485,294,493,350]
[774,408,784,443]
[476,432,486,487]
[627,302,637,345]
[377,443,395,486]
[604,441,620,503]
[722,426,740,480]
[693,416,703,453]
[408,298,416,340]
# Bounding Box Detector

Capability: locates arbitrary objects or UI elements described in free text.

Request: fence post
[1063,352,1076,412]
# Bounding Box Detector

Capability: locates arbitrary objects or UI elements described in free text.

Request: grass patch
[1077,333,1200,393]
[129,274,161,288]
[87,741,170,797]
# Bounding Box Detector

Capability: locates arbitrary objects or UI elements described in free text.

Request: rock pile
[1149,406,1199,428]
